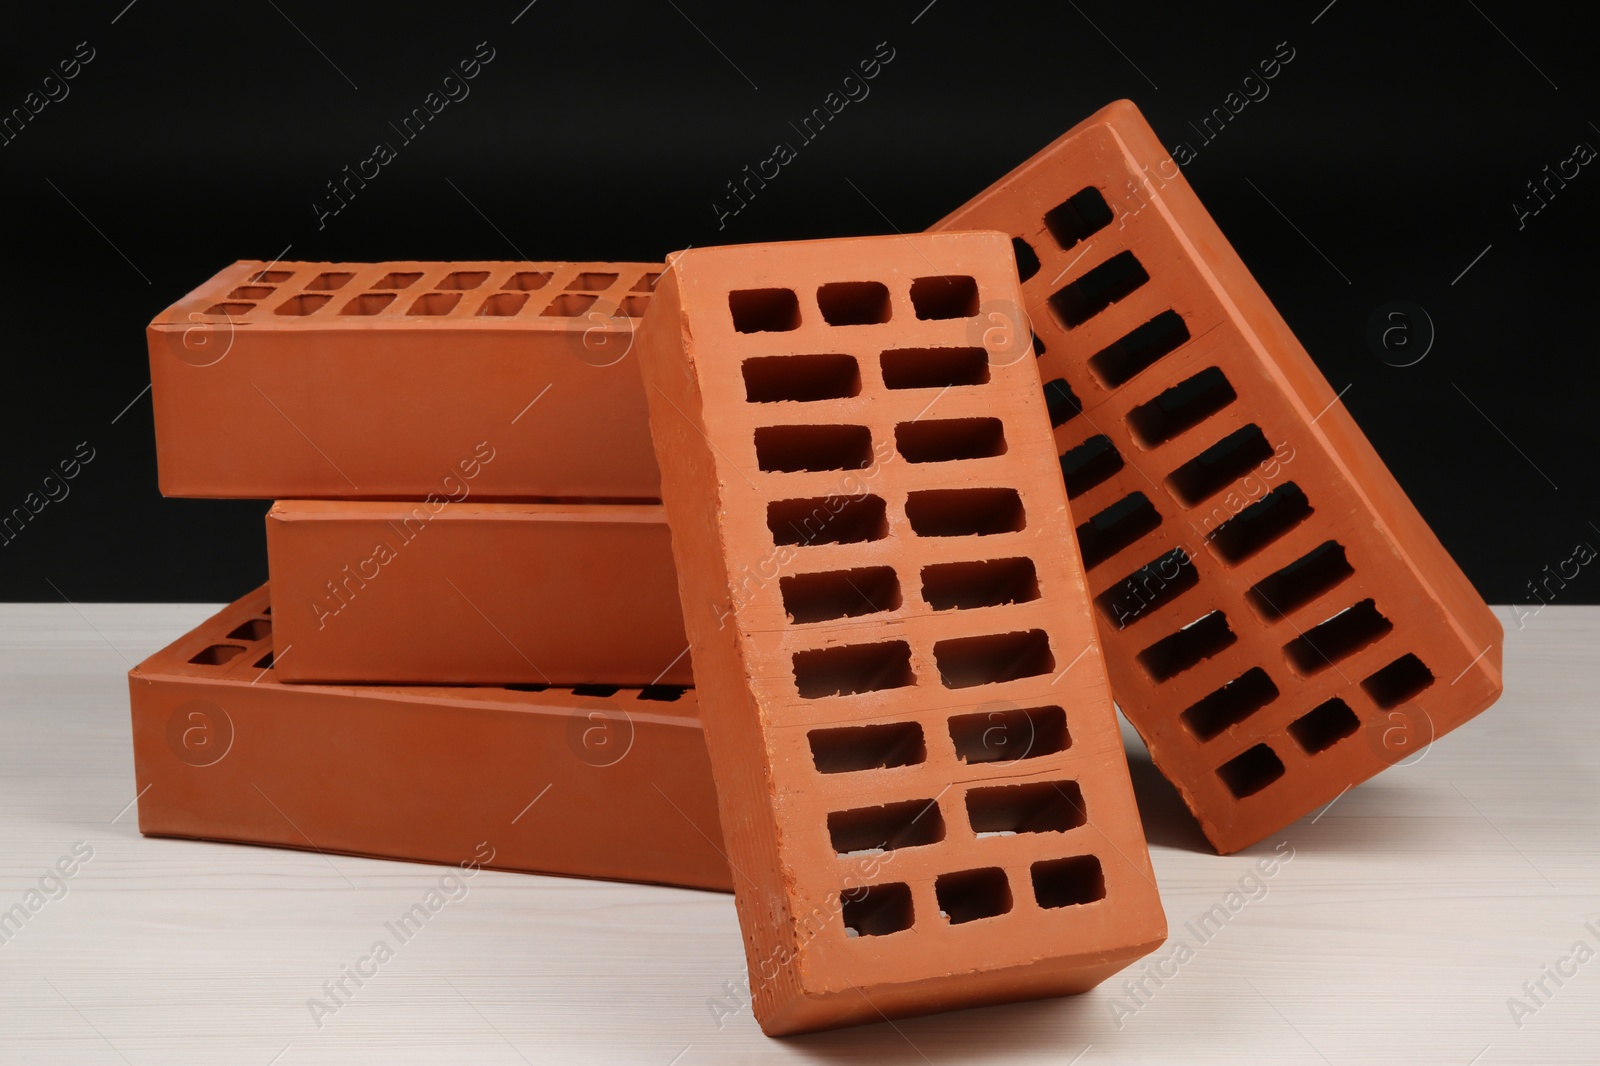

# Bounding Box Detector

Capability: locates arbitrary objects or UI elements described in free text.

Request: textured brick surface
[148,261,663,499]
[266,500,689,685]
[129,586,727,891]
[933,100,1503,853]
[637,232,1165,1035]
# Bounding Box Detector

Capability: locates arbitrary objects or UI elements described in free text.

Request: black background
[1,1,1594,603]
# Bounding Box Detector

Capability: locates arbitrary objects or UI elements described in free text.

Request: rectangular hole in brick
[1087,311,1191,388]
[565,271,618,291]
[228,286,275,300]
[1137,610,1237,683]
[1165,424,1274,507]
[841,882,914,937]
[630,272,660,292]
[305,271,354,291]
[253,651,274,670]
[817,281,891,325]
[275,294,331,316]
[1288,697,1361,754]
[438,271,490,290]
[754,424,874,473]
[742,353,860,403]
[341,293,396,316]
[1043,186,1114,250]
[407,292,461,316]
[372,271,422,289]
[249,270,293,284]
[1059,434,1124,498]
[936,868,1013,925]
[1044,378,1081,427]
[188,644,245,666]
[880,346,990,389]
[637,685,687,702]
[1246,540,1354,621]
[1216,743,1286,799]
[729,287,801,332]
[828,799,944,855]
[541,293,596,317]
[966,780,1086,836]
[792,640,915,699]
[1284,599,1393,675]
[1033,333,1047,355]
[206,303,253,317]
[910,275,979,319]
[1179,667,1278,741]
[894,417,1006,464]
[503,271,552,291]
[933,629,1054,689]
[571,684,621,697]
[905,487,1025,537]
[1361,653,1435,709]
[1012,237,1041,281]
[227,618,271,641]
[1076,492,1161,570]
[807,721,925,774]
[619,295,650,317]
[1128,367,1238,447]
[1205,482,1313,565]
[1048,251,1149,328]
[920,557,1039,611]
[1032,854,1106,908]
[504,683,549,692]
[781,565,901,623]
[767,494,888,546]
[948,705,1068,764]
[477,292,529,317]
[1095,548,1199,629]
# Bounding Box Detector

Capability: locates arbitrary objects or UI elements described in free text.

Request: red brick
[932,100,1503,853]
[265,500,689,686]
[128,586,727,891]
[636,232,1165,1035]
[148,261,663,499]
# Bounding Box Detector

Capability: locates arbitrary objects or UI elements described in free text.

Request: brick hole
[932,629,1054,689]
[1043,186,1114,250]
[741,353,861,403]
[1284,599,1393,676]
[1032,332,1047,356]
[637,685,688,702]
[1166,424,1274,507]
[565,271,618,291]
[341,293,396,316]
[1011,237,1041,282]
[905,487,1025,538]
[618,295,651,317]
[828,799,945,855]
[1216,743,1286,799]
[407,292,461,316]
[1137,610,1237,683]
[936,867,1013,925]
[1031,854,1106,908]
[1288,697,1361,754]
[894,417,1007,464]
[817,281,892,325]
[841,881,914,937]
[249,270,293,284]
[227,618,271,642]
[948,705,1069,764]
[371,271,422,289]
[504,682,550,692]
[630,272,660,293]
[754,424,874,473]
[262,606,272,615]
[807,721,925,774]
[503,271,552,291]
[880,346,990,389]
[541,293,596,317]
[767,494,888,546]
[476,292,528,316]
[571,684,621,697]
[1059,434,1124,498]
[1247,540,1354,621]
[1088,311,1191,387]
[433,271,487,290]
[1361,653,1435,709]
[920,557,1039,611]
[781,565,901,623]
[188,644,245,666]
[205,303,253,317]
[305,271,354,291]
[1096,548,1199,629]
[729,287,801,332]
[792,640,915,699]
[1076,491,1162,570]
[228,286,275,300]
[1128,367,1238,447]
[253,651,274,670]
[1048,251,1149,328]
[1205,482,1314,565]
[1043,378,1081,427]
[966,780,1086,836]
[275,294,331,316]
[1180,667,1278,741]
[909,275,980,320]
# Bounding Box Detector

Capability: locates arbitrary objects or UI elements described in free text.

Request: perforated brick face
[933,101,1503,853]
[636,232,1165,1035]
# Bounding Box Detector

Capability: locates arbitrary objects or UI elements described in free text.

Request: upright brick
[129,586,727,891]
[637,232,1165,1035]
[148,261,663,499]
[933,100,1503,853]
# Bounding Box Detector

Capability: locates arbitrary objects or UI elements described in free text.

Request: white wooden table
[0,603,1593,1064]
